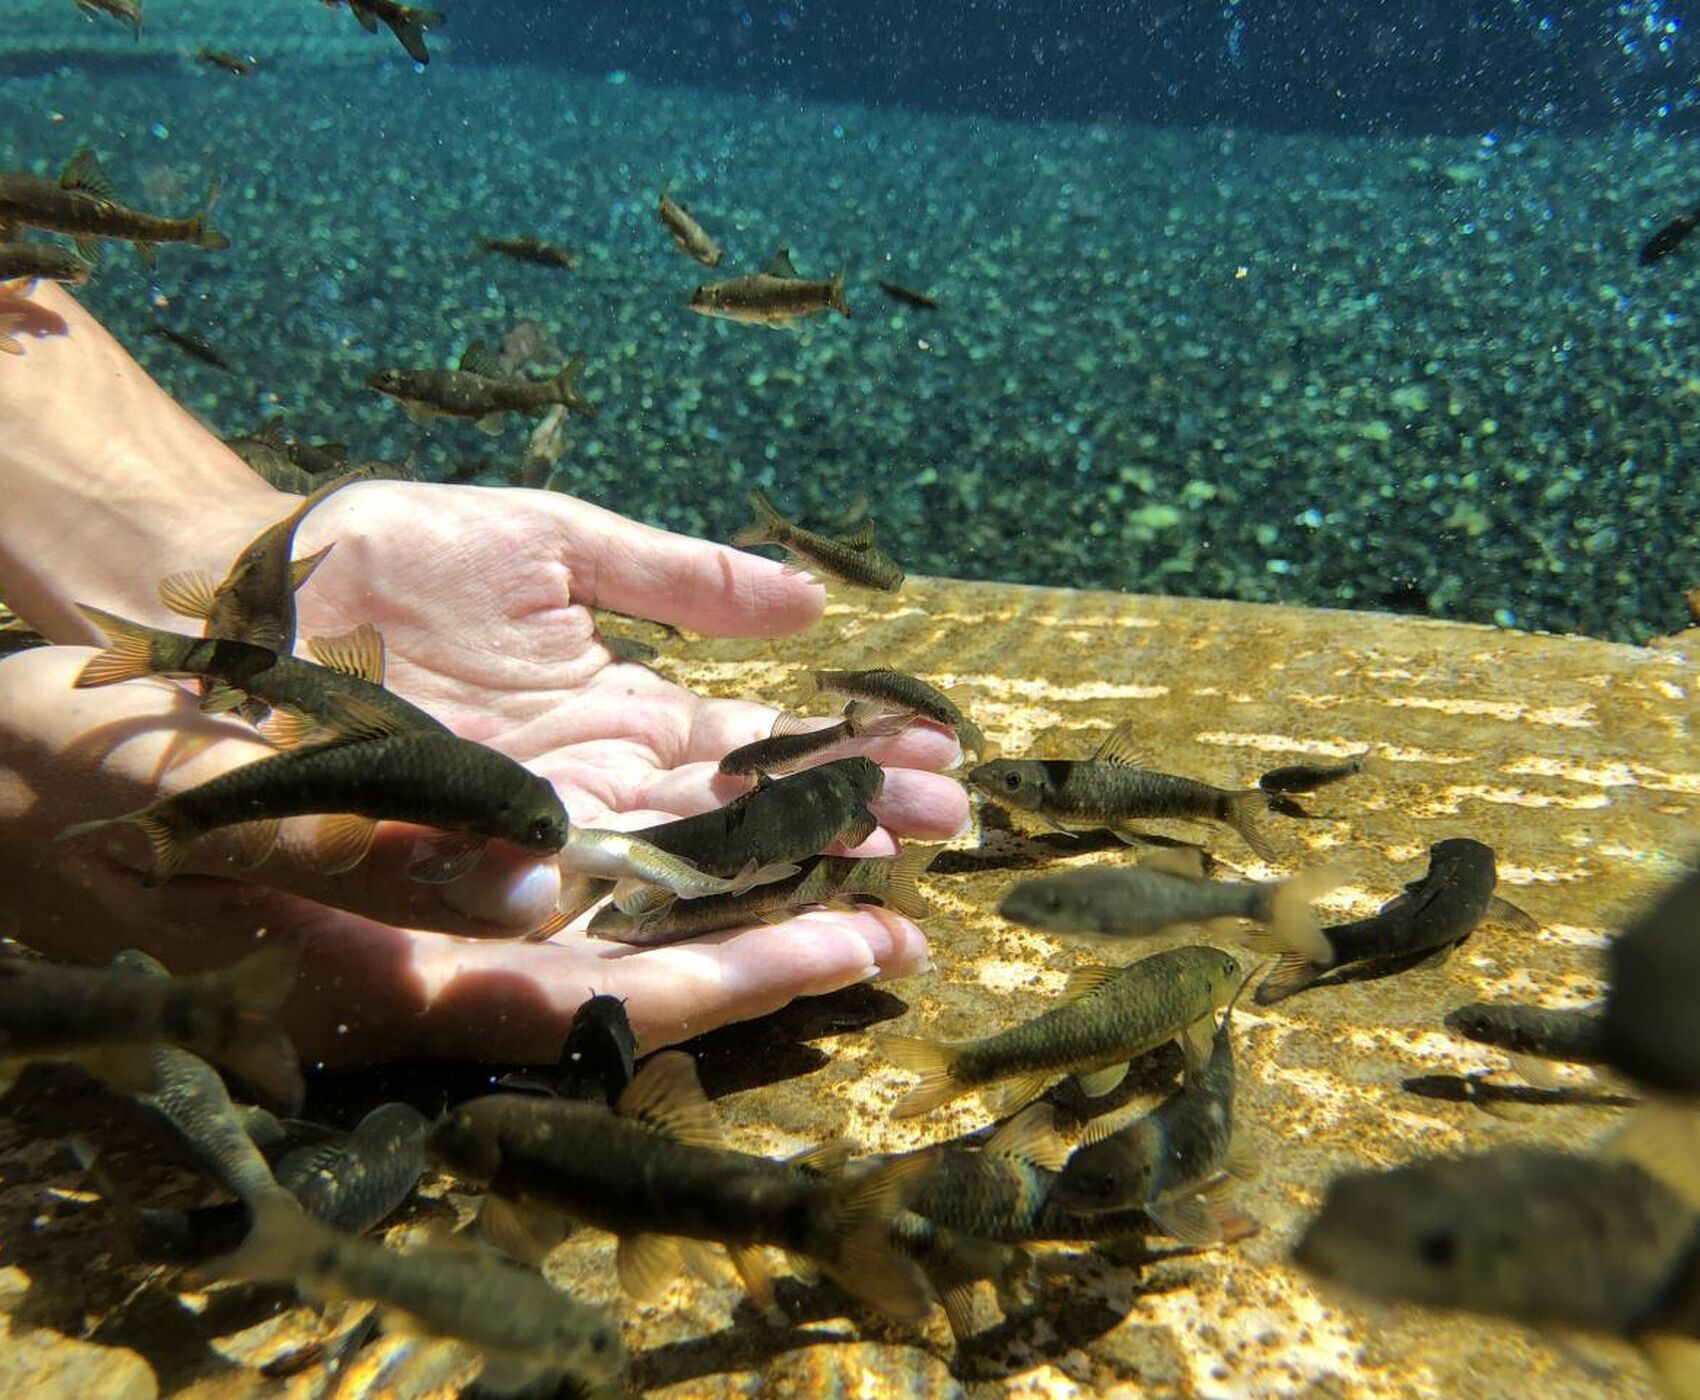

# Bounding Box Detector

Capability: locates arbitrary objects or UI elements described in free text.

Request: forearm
[0,282,285,641]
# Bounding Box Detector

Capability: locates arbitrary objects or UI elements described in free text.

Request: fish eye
[1042,891,1064,911]
[1416,1228,1457,1269]
[1081,1169,1120,1201]
[1003,771,1022,790]
[530,816,557,845]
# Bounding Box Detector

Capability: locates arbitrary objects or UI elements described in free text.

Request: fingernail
[440,858,561,926]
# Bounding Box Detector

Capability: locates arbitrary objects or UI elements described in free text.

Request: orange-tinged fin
[407,832,486,884]
[1486,895,1540,934]
[993,1071,1058,1117]
[939,1281,980,1343]
[616,1232,681,1302]
[158,568,219,621]
[615,1051,724,1147]
[726,1245,778,1316]
[818,1154,932,1322]
[862,841,938,921]
[519,908,570,944]
[0,313,23,356]
[124,809,194,886]
[846,703,913,741]
[476,1192,568,1267]
[198,681,250,715]
[1223,791,1279,862]
[310,814,378,874]
[1147,1179,1238,1246]
[73,606,159,687]
[1090,718,1146,767]
[318,691,407,744]
[984,1103,1069,1172]
[1061,965,1121,1001]
[307,622,386,684]
[288,543,334,593]
[877,1034,963,1119]
[212,941,305,1114]
[1252,950,1323,1006]
[829,268,851,318]
[613,879,671,917]
[731,487,788,549]
[787,1138,855,1176]
[257,706,321,750]
[224,817,282,870]
[1076,1061,1130,1099]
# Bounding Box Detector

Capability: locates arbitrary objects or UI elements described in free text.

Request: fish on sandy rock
[733,487,905,592]
[480,236,575,269]
[969,720,1297,860]
[1253,837,1536,1005]
[145,323,231,370]
[0,242,91,284]
[194,47,257,76]
[635,755,886,880]
[874,278,940,310]
[0,942,302,1112]
[0,149,225,267]
[1603,865,1700,1097]
[878,944,1243,1118]
[367,343,596,435]
[1445,1001,1609,1090]
[0,277,70,355]
[803,667,989,761]
[718,702,913,778]
[998,848,1339,962]
[71,0,141,36]
[689,247,851,329]
[427,1052,932,1321]
[1257,749,1392,795]
[1641,202,1700,265]
[656,192,722,266]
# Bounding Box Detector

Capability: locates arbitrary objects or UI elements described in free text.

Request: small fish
[367,343,596,435]
[636,755,886,880]
[718,702,911,778]
[557,826,796,912]
[0,942,301,1111]
[427,1052,931,1320]
[0,277,70,355]
[874,278,940,310]
[339,0,447,65]
[194,47,257,76]
[1255,837,1536,1005]
[587,844,936,948]
[802,667,987,760]
[211,1193,626,1397]
[537,995,639,1105]
[998,850,1339,964]
[0,242,91,284]
[59,706,569,888]
[1604,866,1700,1096]
[225,420,349,491]
[480,236,575,270]
[1258,749,1391,794]
[146,323,231,370]
[275,1102,429,1234]
[969,720,1293,859]
[71,0,141,36]
[656,192,722,267]
[690,247,850,329]
[878,944,1243,1118]
[0,149,225,267]
[732,488,905,592]
[1446,1002,1608,1080]
[1641,202,1700,265]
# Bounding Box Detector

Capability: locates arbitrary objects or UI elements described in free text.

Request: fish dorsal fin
[1138,846,1208,879]
[615,1233,681,1302]
[837,522,878,550]
[769,710,826,738]
[761,247,799,279]
[985,1103,1069,1171]
[615,1051,723,1148]
[157,568,220,621]
[61,148,114,199]
[1090,719,1146,767]
[289,543,334,593]
[307,623,386,684]
[787,1137,854,1176]
[254,418,287,447]
[1603,1106,1700,1210]
[458,340,499,377]
[1062,965,1121,1001]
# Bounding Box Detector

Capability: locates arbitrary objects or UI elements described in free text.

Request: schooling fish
[689,247,851,329]
[635,755,885,880]
[969,720,1293,860]
[717,702,912,778]
[70,0,142,37]
[998,850,1339,964]
[0,242,91,284]
[656,192,722,267]
[0,149,225,267]
[480,236,575,270]
[878,943,1243,1118]
[1254,837,1536,1005]
[733,488,905,592]
[802,667,988,760]
[0,942,301,1112]
[367,343,596,435]
[1641,202,1700,266]
[427,1053,931,1320]
[1258,749,1391,795]
[1604,865,1700,1097]
[194,47,257,76]
[874,278,940,310]
[146,323,231,370]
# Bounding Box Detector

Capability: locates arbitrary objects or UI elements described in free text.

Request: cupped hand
[2,479,968,1068]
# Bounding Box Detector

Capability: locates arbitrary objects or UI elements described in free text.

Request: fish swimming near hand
[556,825,796,917]
[1254,837,1536,1005]
[689,248,850,329]
[656,192,722,267]
[480,236,575,270]
[718,702,912,778]
[0,149,225,267]
[733,488,905,592]
[0,242,91,284]
[367,343,596,435]
[802,667,988,760]
[0,277,70,355]
[146,323,231,370]
[970,720,1295,859]
[225,420,348,492]
[274,1101,429,1234]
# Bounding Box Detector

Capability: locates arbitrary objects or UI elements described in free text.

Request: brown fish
[367,343,596,434]
[875,278,940,310]
[71,0,141,36]
[480,236,575,270]
[0,149,225,267]
[146,323,231,370]
[656,192,722,266]
[341,0,446,65]
[0,242,91,284]
[194,47,257,76]
[732,488,904,592]
[689,248,850,329]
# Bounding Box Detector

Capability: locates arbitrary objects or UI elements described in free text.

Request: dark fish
[59,714,569,888]
[803,667,988,760]
[969,720,1291,859]
[548,995,638,1105]
[427,1053,931,1320]
[195,47,257,76]
[732,488,905,592]
[690,247,850,329]
[146,323,231,370]
[656,192,722,267]
[0,241,91,284]
[1258,750,1391,794]
[1640,204,1700,266]
[275,1102,429,1234]
[0,149,225,267]
[225,420,350,491]
[1446,1001,1608,1074]
[71,0,141,37]
[874,278,940,310]
[635,755,885,880]
[587,844,936,948]
[717,703,910,778]
[1255,837,1536,1005]
[0,942,301,1112]
[1604,866,1700,1096]
[877,944,1243,1118]
[340,0,447,65]
[480,236,575,270]
[367,343,596,434]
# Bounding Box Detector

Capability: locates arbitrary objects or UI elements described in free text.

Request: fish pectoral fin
[257,706,322,750]
[612,879,672,918]
[1146,1181,1236,1246]
[614,1051,724,1147]
[1506,1052,1562,1092]
[1060,965,1120,1001]
[475,413,506,436]
[1089,718,1146,767]
[761,247,800,279]
[726,1245,778,1315]
[984,1103,1069,1172]
[1137,846,1208,879]
[157,568,220,621]
[224,817,282,871]
[476,1193,568,1267]
[840,808,880,849]
[1076,1062,1131,1099]
[519,908,570,944]
[1224,1139,1260,1181]
[310,814,379,875]
[875,1033,963,1119]
[198,681,250,715]
[787,1137,854,1176]
[406,833,487,884]
[319,691,409,744]
[1180,1016,1216,1073]
[288,544,335,593]
[1486,895,1541,933]
[306,622,386,685]
[616,1232,684,1303]
[993,1072,1055,1117]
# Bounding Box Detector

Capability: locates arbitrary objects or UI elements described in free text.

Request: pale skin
[0,283,968,1067]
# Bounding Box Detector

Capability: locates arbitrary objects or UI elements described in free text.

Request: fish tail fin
[1247,864,1343,967]
[871,842,939,921]
[211,942,305,1113]
[381,8,439,65]
[192,178,229,250]
[816,1155,931,1321]
[731,488,787,548]
[829,268,851,318]
[1223,791,1279,862]
[199,1188,314,1287]
[73,604,163,687]
[1355,747,1396,781]
[58,807,194,886]
[554,353,597,420]
[1252,949,1324,1006]
[876,1033,962,1118]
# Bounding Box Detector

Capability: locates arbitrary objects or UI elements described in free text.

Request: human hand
[2,480,968,1068]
